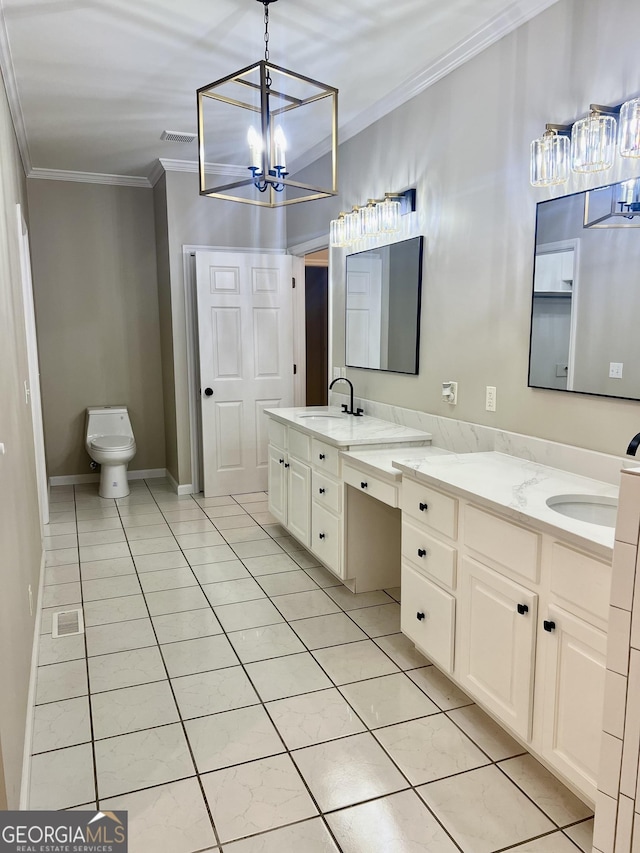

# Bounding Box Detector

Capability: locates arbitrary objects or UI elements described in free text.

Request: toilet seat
[90,434,135,452]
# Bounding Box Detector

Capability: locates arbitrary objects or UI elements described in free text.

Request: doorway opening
[304,249,329,406]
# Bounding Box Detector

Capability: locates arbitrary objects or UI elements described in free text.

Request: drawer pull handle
[517,603,529,616]
[279,458,284,464]
[419,502,428,512]
[361,481,368,489]
[319,488,326,494]
[319,453,326,460]
[416,611,426,621]
[543,620,556,633]
[417,548,427,558]
[319,533,326,540]
[284,463,290,469]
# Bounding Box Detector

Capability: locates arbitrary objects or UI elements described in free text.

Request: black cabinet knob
[319,533,326,540]
[279,458,284,464]
[517,603,529,615]
[416,611,426,621]
[417,548,427,558]
[419,502,428,512]
[284,463,290,468]
[319,453,326,460]
[319,488,326,494]
[361,482,368,489]
[543,620,556,632]
[204,387,213,397]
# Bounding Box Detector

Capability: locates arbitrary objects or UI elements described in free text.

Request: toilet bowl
[85,406,136,499]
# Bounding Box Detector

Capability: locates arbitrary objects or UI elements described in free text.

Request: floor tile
[255,569,319,597]
[348,603,401,637]
[272,589,340,621]
[76,506,119,520]
[242,553,302,576]
[161,634,238,677]
[92,680,179,739]
[268,687,366,749]
[81,556,136,580]
[185,705,284,773]
[246,652,332,701]
[195,495,238,507]
[313,640,400,685]
[124,523,172,541]
[192,559,250,584]
[82,574,142,601]
[290,612,368,649]
[78,528,126,547]
[447,704,525,761]
[48,510,77,523]
[418,765,554,853]
[340,672,439,728]
[222,818,338,853]
[498,754,593,826]
[86,617,156,656]
[211,515,258,530]
[100,778,216,853]
[152,608,222,644]
[201,753,316,843]
[325,586,393,611]
[214,598,285,632]
[77,517,124,534]
[203,577,267,606]
[89,646,168,693]
[32,696,91,754]
[29,744,95,809]
[327,789,460,853]
[162,508,208,523]
[47,521,78,536]
[303,565,343,588]
[374,714,489,784]
[407,665,473,710]
[172,666,259,719]
[44,533,78,552]
[167,518,215,535]
[233,492,268,503]
[42,581,81,608]
[232,539,286,559]
[138,567,198,593]
[144,586,209,616]
[183,544,236,565]
[563,818,594,852]
[36,659,88,704]
[120,512,166,528]
[95,723,195,799]
[385,586,401,602]
[38,632,86,666]
[222,526,270,544]
[227,623,306,663]
[175,530,226,549]
[205,504,248,519]
[84,594,149,627]
[244,500,270,514]
[290,550,323,569]
[276,536,306,554]
[134,551,188,572]
[45,547,79,566]
[292,732,407,812]
[263,524,290,538]
[505,835,581,852]
[79,542,130,562]
[129,536,179,557]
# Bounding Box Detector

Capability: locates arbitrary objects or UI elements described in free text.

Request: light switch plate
[486,386,497,412]
[610,362,623,379]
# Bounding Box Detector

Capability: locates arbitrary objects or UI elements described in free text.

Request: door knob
[203,387,213,397]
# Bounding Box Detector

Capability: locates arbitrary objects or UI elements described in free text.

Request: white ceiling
[0,0,559,185]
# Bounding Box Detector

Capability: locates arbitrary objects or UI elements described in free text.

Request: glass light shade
[362,203,381,235]
[330,216,348,248]
[379,198,401,232]
[571,113,617,173]
[345,209,364,244]
[530,132,569,187]
[619,98,640,158]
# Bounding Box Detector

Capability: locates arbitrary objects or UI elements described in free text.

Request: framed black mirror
[345,236,424,374]
[528,180,640,401]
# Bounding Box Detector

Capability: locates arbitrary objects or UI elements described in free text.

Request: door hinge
[293,364,297,375]
[292,277,296,289]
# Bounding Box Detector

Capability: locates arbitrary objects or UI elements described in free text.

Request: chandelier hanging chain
[263,1,272,88]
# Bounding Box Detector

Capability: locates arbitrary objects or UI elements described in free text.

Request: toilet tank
[86,406,133,441]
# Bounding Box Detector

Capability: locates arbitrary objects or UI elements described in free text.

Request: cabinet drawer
[401,563,455,673]
[343,464,398,508]
[313,470,342,514]
[402,519,457,590]
[464,504,540,583]
[268,418,286,449]
[312,439,340,477]
[311,503,342,576]
[401,478,458,540]
[549,542,611,625]
[288,427,311,462]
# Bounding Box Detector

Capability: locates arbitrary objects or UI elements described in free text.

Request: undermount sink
[546,494,618,528]
[297,412,346,420]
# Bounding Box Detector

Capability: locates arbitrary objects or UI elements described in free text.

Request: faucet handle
[341,403,349,413]
[355,407,364,417]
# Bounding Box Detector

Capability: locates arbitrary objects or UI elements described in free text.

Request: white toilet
[85,406,136,499]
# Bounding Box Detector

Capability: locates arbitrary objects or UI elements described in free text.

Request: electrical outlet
[609,362,623,379]
[486,386,497,412]
[28,584,33,617]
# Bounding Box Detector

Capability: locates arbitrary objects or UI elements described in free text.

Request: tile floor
[31,478,595,853]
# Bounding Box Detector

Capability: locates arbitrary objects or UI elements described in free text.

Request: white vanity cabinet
[267,420,312,547]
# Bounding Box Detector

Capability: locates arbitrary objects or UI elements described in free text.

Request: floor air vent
[52,608,84,638]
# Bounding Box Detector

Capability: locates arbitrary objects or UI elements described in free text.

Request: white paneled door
[196,251,294,497]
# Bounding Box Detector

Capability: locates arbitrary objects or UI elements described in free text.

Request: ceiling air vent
[52,608,84,638]
[161,130,197,144]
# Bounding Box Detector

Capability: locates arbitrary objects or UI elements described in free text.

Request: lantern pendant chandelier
[196,0,338,207]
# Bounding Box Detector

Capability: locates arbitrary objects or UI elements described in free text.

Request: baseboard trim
[166,470,194,496]
[20,549,45,809]
[49,468,167,487]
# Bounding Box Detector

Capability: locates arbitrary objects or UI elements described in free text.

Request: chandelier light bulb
[273,126,287,169]
[247,127,264,171]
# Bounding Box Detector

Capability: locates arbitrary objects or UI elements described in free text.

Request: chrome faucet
[627,433,640,456]
[329,377,363,416]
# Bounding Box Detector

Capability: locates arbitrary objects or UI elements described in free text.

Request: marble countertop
[394,450,618,553]
[341,446,453,481]
[265,407,432,448]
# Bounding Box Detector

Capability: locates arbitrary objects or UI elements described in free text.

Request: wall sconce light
[530,95,640,187]
[329,189,416,248]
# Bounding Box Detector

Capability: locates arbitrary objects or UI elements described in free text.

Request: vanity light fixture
[196,0,338,207]
[530,125,570,187]
[329,189,416,247]
[571,105,618,173]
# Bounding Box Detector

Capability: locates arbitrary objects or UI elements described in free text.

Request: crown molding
[0,1,32,174]
[27,168,152,188]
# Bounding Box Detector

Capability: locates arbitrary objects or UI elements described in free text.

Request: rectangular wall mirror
[528,180,640,401]
[345,235,423,374]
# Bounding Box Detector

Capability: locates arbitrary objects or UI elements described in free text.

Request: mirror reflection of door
[530,240,579,392]
[345,253,383,369]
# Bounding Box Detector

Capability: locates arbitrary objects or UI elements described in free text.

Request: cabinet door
[540,604,607,802]
[311,502,342,577]
[458,557,537,741]
[401,564,455,673]
[267,445,287,526]
[287,458,311,547]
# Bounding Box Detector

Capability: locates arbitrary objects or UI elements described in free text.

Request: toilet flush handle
[203,388,213,397]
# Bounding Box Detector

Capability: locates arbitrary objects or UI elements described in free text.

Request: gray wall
[27,180,166,477]
[0,74,43,807]
[287,0,640,458]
